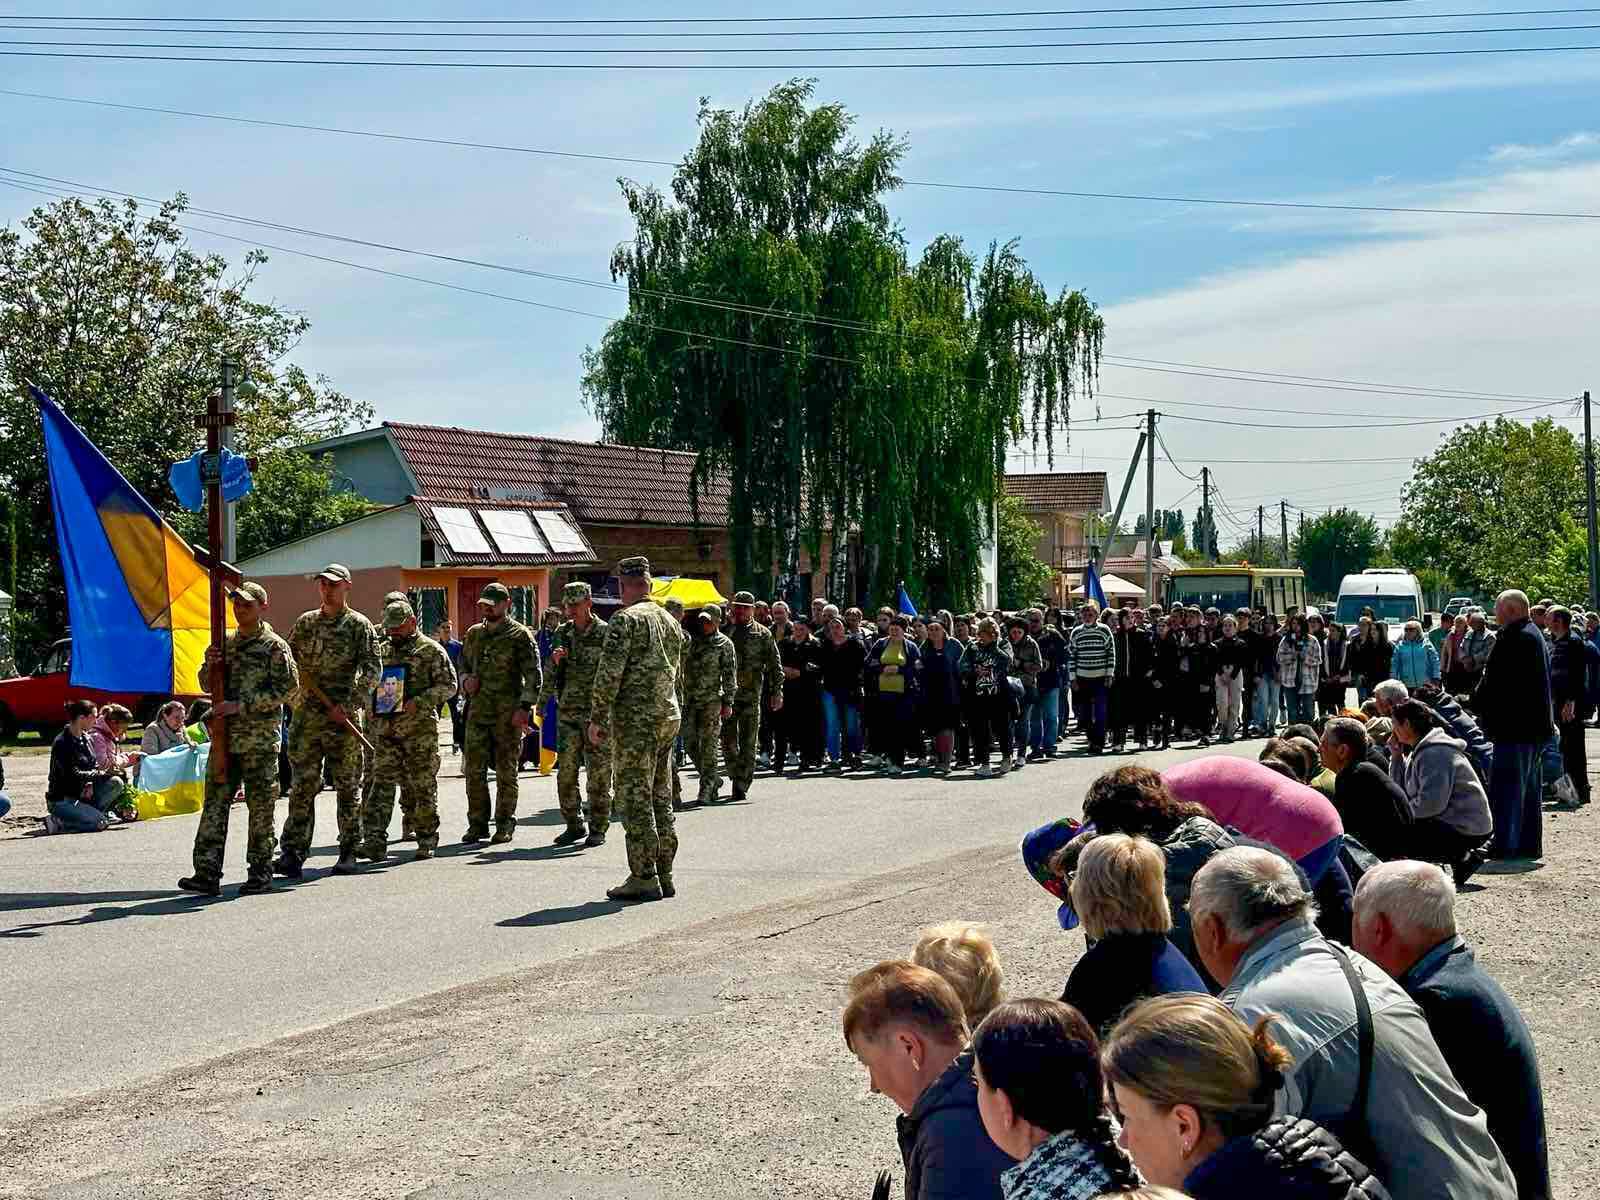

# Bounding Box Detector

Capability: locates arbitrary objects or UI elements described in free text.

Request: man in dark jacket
[1320,718,1412,861]
[1471,589,1553,860]
[1546,606,1591,806]
[1354,862,1550,1200]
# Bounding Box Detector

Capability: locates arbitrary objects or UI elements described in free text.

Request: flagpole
[200,359,237,776]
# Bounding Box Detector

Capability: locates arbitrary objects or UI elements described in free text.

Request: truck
[1334,570,1426,640]
[0,638,169,740]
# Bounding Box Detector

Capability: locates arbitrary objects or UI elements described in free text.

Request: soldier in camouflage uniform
[461,580,542,844]
[277,563,382,878]
[589,557,683,902]
[540,580,612,849]
[360,600,457,862]
[662,596,690,809]
[180,582,299,897]
[682,604,736,805]
[359,589,410,833]
[722,590,782,803]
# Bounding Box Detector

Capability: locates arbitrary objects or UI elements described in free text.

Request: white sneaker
[974,764,995,779]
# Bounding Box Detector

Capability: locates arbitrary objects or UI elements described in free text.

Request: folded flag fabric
[895,583,918,617]
[132,742,209,820]
[169,447,255,513]
[35,386,234,694]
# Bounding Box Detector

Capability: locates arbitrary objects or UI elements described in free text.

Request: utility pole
[1200,467,1212,565]
[1145,409,1156,605]
[220,358,238,565]
[1586,390,1598,610]
[1096,424,1148,577]
[1280,499,1290,566]
[198,357,238,779]
[1257,505,1265,562]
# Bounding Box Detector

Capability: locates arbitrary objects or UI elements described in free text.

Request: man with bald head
[1472,589,1553,861]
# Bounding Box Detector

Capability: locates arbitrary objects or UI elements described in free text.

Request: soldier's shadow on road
[497,899,625,927]
[0,890,224,938]
[464,843,585,866]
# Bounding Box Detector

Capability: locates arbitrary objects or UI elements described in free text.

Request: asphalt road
[0,738,1251,1115]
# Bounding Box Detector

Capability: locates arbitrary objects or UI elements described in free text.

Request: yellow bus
[1164,566,1308,619]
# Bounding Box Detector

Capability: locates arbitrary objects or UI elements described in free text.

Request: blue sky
[3,1,1598,541]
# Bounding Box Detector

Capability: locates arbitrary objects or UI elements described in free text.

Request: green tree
[169,450,374,564]
[1389,417,1583,595]
[0,194,372,656]
[1191,509,1219,561]
[1292,508,1381,596]
[582,80,1102,605]
[997,494,1051,610]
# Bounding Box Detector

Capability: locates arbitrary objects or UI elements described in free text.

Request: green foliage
[1135,509,1185,540]
[1525,513,1592,604]
[1292,508,1382,596]
[169,450,374,563]
[581,80,1102,605]
[1389,418,1584,595]
[0,194,372,657]
[997,494,1052,610]
[1191,509,1219,560]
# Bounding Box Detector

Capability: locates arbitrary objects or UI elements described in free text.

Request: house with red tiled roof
[1002,470,1110,574]
[238,422,833,629]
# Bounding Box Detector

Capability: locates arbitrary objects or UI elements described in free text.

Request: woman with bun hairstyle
[1101,994,1390,1200]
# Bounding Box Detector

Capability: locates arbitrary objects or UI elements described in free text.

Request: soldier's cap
[383,590,407,605]
[228,581,268,606]
[698,605,723,624]
[664,597,685,615]
[561,581,592,605]
[383,600,416,629]
[617,555,651,578]
[478,581,511,605]
[313,563,352,584]
[730,590,757,608]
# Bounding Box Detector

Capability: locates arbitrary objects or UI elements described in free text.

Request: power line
[1101,360,1572,402]
[1163,399,1573,429]
[1101,353,1565,402]
[5,87,1596,221]
[4,42,1600,68]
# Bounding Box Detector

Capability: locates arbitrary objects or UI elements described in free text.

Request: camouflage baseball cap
[664,597,685,615]
[229,581,268,606]
[314,563,352,584]
[562,581,592,605]
[731,590,757,607]
[383,600,415,629]
[478,581,511,604]
[383,590,407,605]
[699,604,723,624]
[617,555,651,577]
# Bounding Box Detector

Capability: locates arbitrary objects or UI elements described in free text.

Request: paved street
[0,739,1252,1115]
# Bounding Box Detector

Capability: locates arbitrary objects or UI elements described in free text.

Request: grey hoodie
[1392,727,1493,838]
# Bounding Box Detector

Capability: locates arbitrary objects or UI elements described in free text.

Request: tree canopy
[996,494,1051,610]
[1388,417,1584,597]
[1293,508,1382,596]
[0,194,372,656]
[582,80,1102,607]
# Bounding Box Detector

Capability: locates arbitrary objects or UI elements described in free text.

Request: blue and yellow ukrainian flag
[35,386,233,695]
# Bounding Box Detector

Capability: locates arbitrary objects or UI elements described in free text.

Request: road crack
[754,882,944,940]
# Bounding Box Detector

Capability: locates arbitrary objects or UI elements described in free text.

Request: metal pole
[1201,466,1212,564]
[1145,409,1156,605]
[1280,499,1290,566]
[1257,505,1264,562]
[220,359,238,565]
[204,358,236,778]
[1586,390,1598,610]
[1096,430,1148,577]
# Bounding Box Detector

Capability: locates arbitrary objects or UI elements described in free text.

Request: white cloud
[1488,131,1600,162]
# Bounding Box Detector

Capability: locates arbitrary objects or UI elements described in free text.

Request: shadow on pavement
[467,843,585,866]
[496,899,624,928]
[0,889,176,915]
[0,891,222,938]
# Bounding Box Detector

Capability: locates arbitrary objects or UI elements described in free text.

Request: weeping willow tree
[582,79,1102,604]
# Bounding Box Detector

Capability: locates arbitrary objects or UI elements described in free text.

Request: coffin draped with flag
[36,387,234,695]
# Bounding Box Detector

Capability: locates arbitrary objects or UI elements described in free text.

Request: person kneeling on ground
[46,699,135,833]
[1385,700,1493,886]
[844,961,1013,1200]
[971,999,1143,1199]
[1102,993,1390,1200]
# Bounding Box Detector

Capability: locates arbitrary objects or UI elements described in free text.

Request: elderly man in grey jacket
[1190,847,1516,1200]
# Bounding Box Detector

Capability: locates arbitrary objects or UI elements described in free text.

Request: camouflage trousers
[464,706,521,835]
[282,707,364,859]
[191,749,279,880]
[615,718,681,882]
[683,700,724,801]
[362,724,442,853]
[720,701,762,793]
[556,717,611,833]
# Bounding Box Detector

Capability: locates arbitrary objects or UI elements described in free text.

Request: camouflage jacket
[726,619,782,707]
[369,632,457,741]
[589,598,683,733]
[288,606,381,710]
[538,615,609,719]
[682,630,737,706]
[221,621,299,754]
[462,615,542,718]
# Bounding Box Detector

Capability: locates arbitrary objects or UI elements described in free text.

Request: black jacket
[1036,626,1067,691]
[1124,626,1154,682]
[1151,633,1182,686]
[1183,1117,1391,1200]
[895,1051,1012,1200]
[1332,761,1413,862]
[818,636,867,705]
[1403,939,1551,1200]
[1472,616,1554,744]
[47,726,99,806]
[1549,631,1588,716]
[1214,634,1251,677]
[1061,931,1206,1037]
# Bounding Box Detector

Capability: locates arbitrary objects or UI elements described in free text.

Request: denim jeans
[821,692,862,762]
[0,791,9,819]
[1030,687,1061,753]
[1011,696,1035,760]
[1078,679,1110,749]
[1253,677,1280,730]
[50,777,123,832]
[1285,690,1315,724]
[1490,740,1543,859]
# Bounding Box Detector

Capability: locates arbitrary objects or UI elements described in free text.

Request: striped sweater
[1070,623,1117,682]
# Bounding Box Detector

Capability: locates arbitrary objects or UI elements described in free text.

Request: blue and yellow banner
[35,386,234,695]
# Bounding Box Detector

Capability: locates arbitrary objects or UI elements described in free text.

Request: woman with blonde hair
[913,922,1005,1031]
[1101,994,1389,1200]
[1062,835,1204,1036]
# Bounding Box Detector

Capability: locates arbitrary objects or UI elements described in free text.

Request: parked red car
[0,638,169,740]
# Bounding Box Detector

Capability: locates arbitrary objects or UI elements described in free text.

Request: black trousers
[1559,717,1591,801]
[968,694,1011,764]
[775,689,823,768]
[873,695,912,766]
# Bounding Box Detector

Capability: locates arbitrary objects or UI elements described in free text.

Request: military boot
[400,816,415,842]
[606,874,663,903]
[658,870,676,899]
[489,826,515,845]
[413,843,435,862]
[461,827,487,844]
[273,854,303,880]
[331,847,361,875]
[584,828,606,848]
[553,824,588,847]
[239,863,274,895]
[360,840,388,863]
[177,874,221,897]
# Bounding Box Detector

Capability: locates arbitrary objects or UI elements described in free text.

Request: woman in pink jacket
[1162,755,1344,884]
